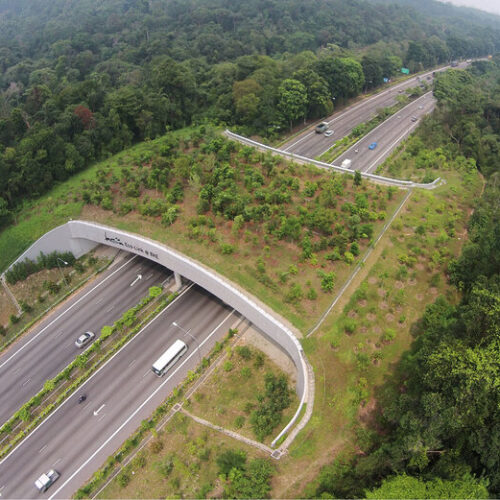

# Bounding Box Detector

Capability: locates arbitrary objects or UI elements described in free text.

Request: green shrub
[116,470,130,488]
[382,328,396,342]
[223,361,234,372]
[156,456,174,477]
[234,415,245,429]
[236,346,252,360]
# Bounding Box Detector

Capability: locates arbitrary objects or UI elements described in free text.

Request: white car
[75,331,95,348]
[35,469,60,493]
[324,130,334,137]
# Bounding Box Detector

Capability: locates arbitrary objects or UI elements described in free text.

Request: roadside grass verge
[0,252,109,349]
[0,126,405,332]
[97,412,268,499]
[187,343,297,447]
[268,166,482,497]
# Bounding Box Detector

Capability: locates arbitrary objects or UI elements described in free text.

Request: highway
[0,285,237,499]
[334,91,435,173]
[282,62,468,159]
[0,252,170,425]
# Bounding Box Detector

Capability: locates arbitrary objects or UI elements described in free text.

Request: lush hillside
[1,0,500,225]
[313,59,500,499]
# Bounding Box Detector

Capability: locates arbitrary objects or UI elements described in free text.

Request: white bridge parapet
[5,220,311,449]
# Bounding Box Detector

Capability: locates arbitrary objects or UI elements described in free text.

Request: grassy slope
[0,127,482,497]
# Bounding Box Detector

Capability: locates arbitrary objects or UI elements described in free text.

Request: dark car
[315,122,329,133]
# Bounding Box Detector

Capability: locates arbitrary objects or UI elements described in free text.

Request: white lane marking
[95,298,102,305]
[55,331,64,338]
[93,404,106,417]
[48,306,235,500]
[146,273,153,280]
[98,414,106,422]
[333,92,432,168]
[363,118,423,174]
[106,306,114,313]
[129,359,136,368]
[129,274,142,287]
[21,379,31,387]
[142,370,150,378]
[39,445,47,454]
[0,256,138,370]
[53,458,62,467]
[284,66,442,153]
[0,283,195,469]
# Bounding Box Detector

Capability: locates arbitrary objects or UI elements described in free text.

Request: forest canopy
[0,0,499,223]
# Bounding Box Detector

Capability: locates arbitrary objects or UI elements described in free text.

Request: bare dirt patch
[358,299,367,308]
[347,310,358,319]
[385,313,395,322]
[394,281,405,289]
[358,397,378,426]
[416,263,425,271]
[377,288,386,297]
[366,313,376,322]
[416,293,424,301]
[379,301,388,309]
[429,287,438,295]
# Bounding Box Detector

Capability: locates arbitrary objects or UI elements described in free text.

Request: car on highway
[324,130,334,137]
[368,142,378,150]
[35,469,60,493]
[411,116,418,122]
[418,105,424,109]
[315,122,329,133]
[75,331,95,348]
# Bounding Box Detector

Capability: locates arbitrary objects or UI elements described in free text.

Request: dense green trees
[0,0,499,225]
[313,61,500,499]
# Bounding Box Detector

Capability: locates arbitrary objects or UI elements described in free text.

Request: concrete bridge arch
[6,220,312,448]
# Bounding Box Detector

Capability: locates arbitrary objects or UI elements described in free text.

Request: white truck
[341,159,352,169]
[35,469,60,493]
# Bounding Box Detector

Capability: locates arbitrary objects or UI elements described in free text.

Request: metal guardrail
[224,130,442,190]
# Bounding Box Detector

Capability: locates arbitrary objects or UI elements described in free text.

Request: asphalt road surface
[0,285,237,499]
[282,62,468,159]
[0,252,170,425]
[334,91,436,173]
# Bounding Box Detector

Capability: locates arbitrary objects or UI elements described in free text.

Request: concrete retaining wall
[6,220,310,447]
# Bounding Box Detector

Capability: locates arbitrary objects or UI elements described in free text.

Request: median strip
[0,285,181,460]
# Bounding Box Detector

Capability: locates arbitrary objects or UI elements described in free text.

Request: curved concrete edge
[224,129,442,190]
[6,220,312,450]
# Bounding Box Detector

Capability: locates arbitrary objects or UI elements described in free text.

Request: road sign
[401,67,410,74]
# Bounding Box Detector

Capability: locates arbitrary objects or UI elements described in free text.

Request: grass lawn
[0,124,483,498]
[98,343,296,499]
[188,342,298,447]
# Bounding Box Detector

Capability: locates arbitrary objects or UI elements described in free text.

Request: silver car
[75,331,95,348]
[35,469,60,492]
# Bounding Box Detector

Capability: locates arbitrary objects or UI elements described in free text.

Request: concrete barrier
[224,129,442,190]
[5,220,311,449]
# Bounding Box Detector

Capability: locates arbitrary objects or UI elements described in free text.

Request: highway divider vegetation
[75,329,288,499]
[316,83,427,164]
[0,286,177,459]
